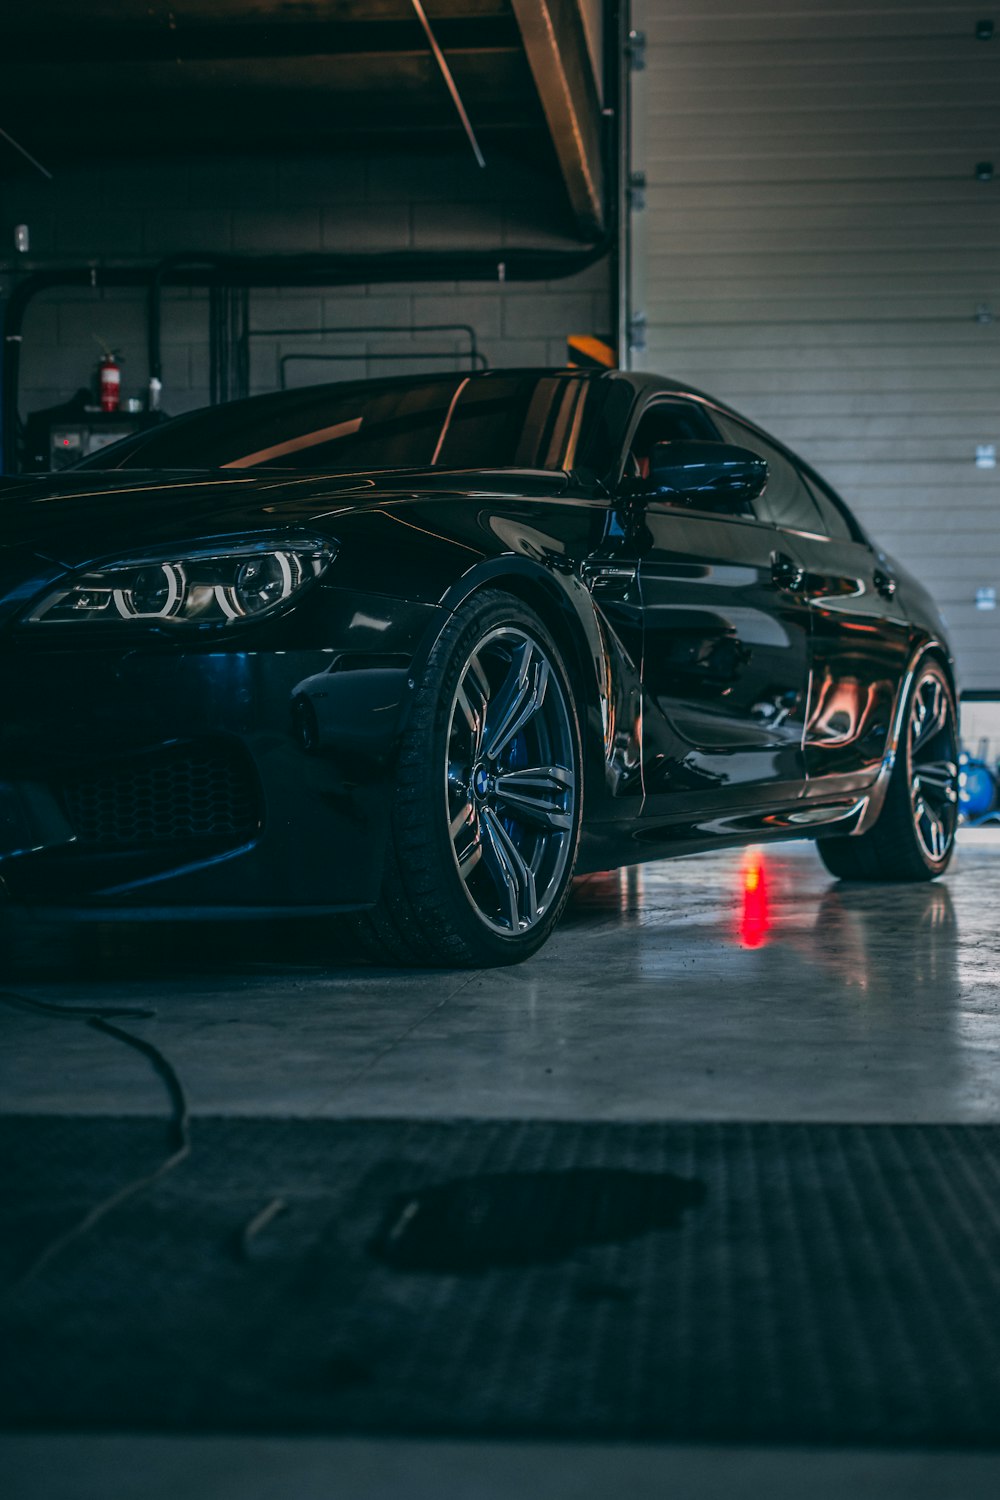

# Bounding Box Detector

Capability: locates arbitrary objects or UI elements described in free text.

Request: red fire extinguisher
[97,342,121,413]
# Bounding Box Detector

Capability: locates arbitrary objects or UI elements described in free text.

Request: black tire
[817,658,958,883]
[353,589,584,967]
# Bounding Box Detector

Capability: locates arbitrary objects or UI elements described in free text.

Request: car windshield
[75,372,593,474]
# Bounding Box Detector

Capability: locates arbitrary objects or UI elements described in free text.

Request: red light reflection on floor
[738,849,771,948]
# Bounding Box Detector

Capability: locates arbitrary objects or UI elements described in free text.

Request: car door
[711,412,913,796]
[627,399,813,815]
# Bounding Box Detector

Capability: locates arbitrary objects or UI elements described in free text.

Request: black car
[0,369,959,966]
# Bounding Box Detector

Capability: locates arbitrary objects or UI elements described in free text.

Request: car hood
[0,466,569,571]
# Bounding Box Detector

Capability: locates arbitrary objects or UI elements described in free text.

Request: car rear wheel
[353,589,583,967]
[817,659,958,883]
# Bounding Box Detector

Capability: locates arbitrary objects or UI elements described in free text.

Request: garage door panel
[642,151,998,187]
[648,0,981,48]
[644,222,1000,254]
[647,275,1000,306]
[640,322,997,351]
[645,294,996,325]
[718,391,1000,420]
[645,37,995,78]
[633,2,998,687]
[641,179,1000,213]
[645,121,1000,157]
[724,415,997,441]
[796,464,996,493]
[758,437,995,464]
[646,76,998,113]
[645,250,999,282]
[690,374,997,403]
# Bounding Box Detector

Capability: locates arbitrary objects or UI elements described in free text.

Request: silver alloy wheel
[908,671,958,864]
[445,626,576,936]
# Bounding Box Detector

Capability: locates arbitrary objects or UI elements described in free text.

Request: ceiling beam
[0,52,542,154]
[0,17,521,64]
[0,53,535,110]
[508,0,604,237]
[2,1,511,22]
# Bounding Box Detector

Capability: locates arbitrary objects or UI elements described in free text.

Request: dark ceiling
[0,1,606,235]
[0,2,540,153]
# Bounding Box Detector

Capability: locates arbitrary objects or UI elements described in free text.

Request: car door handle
[873,567,897,599]
[770,551,805,592]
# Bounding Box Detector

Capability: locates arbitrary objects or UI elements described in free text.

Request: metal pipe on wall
[2,242,617,473]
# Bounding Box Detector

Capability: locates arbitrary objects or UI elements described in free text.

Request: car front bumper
[0,593,445,913]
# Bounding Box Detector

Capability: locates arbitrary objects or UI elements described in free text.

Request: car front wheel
[354,589,583,967]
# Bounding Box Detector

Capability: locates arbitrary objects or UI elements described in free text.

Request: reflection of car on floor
[0,369,959,965]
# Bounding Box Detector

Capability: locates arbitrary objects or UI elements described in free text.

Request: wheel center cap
[473,765,492,801]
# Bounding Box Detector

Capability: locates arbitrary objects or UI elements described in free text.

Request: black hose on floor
[0,988,191,1287]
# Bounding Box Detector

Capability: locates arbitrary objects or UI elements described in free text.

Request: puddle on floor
[370,1167,706,1272]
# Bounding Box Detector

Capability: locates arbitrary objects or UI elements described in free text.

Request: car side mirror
[632,441,768,514]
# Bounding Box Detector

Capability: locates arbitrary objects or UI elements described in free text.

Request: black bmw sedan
[0,369,959,965]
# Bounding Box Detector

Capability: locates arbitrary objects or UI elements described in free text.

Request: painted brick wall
[0,145,611,420]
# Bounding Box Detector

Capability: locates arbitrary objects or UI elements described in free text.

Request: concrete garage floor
[3,839,1000,1497]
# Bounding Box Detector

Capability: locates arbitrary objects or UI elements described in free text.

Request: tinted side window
[713,414,825,535]
[76,374,589,474]
[435,375,588,469]
[802,470,860,543]
[625,400,728,502]
[81,380,458,472]
[629,400,722,466]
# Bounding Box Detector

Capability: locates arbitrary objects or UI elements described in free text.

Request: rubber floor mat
[2,1117,1000,1446]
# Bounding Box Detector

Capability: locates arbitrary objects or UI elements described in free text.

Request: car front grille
[60,742,261,850]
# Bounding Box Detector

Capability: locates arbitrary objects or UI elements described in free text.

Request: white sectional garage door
[630,0,1000,690]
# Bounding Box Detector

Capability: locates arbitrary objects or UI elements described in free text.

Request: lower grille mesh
[60,743,260,849]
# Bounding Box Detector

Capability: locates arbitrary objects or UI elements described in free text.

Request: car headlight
[24,536,336,628]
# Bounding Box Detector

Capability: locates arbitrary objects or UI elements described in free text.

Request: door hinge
[626,29,646,70]
[627,311,647,352]
[628,171,647,211]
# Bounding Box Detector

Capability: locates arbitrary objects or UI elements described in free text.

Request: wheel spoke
[480,806,538,930]
[493,764,573,831]
[912,680,947,753]
[482,642,549,762]
[455,684,485,761]
[913,759,957,808]
[454,812,483,883]
[466,651,491,712]
[449,800,475,841]
[919,804,946,860]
